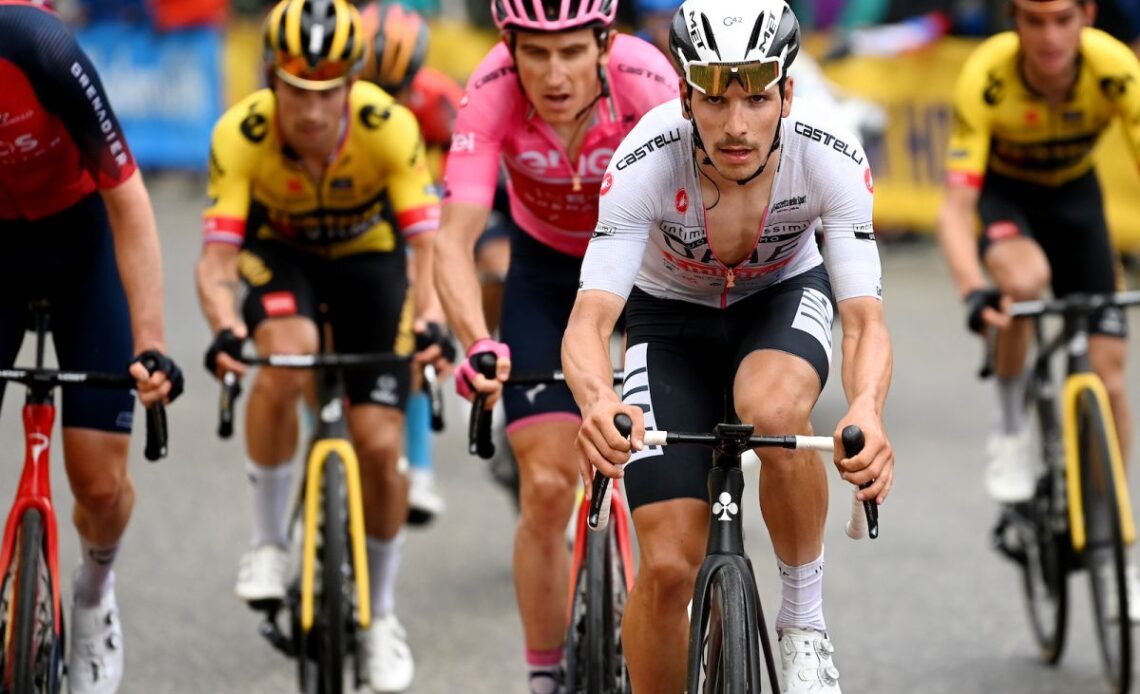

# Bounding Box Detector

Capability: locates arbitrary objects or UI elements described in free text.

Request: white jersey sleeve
[578,104,678,300]
[795,107,884,303]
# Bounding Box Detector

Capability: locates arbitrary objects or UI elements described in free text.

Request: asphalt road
[2,177,1139,693]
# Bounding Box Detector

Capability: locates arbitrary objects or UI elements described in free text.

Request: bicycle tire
[8,509,60,694]
[1019,386,1068,664]
[316,455,350,694]
[694,565,751,694]
[1077,390,1131,694]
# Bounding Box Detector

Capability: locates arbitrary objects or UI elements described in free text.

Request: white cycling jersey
[579,97,883,308]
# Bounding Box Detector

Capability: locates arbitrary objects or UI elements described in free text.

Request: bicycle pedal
[247,597,284,613]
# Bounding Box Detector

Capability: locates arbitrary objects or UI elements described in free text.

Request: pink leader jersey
[443,34,679,257]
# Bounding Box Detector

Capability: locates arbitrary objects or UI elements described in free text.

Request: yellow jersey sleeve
[203,90,273,246]
[1084,29,1140,172]
[946,35,1010,188]
[357,93,440,238]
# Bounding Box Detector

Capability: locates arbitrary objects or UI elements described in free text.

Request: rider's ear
[680,79,692,121]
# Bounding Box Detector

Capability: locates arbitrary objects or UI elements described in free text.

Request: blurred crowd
[49,0,1140,51]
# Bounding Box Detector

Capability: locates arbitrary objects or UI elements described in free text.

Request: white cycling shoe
[234,544,288,603]
[407,467,446,526]
[68,589,123,694]
[984,429,1036,504]
[778,627,842,693]
[364,614,415,692]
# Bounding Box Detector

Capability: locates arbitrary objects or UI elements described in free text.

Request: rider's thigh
[983,237,1051,300]
[734,350,819,435]
[630,498,707,604]
[509,420,579,524]
[62,428,131,511]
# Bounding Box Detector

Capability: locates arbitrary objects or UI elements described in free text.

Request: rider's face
[1014,3,1093,80]
[273,80,348,159]
[688,79,793,181]
[512,28,609,126]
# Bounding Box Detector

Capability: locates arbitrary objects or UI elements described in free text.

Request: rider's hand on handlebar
[129,349,184,407]
[205,326,248,380]
[964,287,1011,333]
[454,338,510,405]
[575,397,644,491]
[834,405,894,505]
[413,319,456,378]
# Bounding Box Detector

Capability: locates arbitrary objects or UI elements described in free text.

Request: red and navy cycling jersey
[0,1,137,221]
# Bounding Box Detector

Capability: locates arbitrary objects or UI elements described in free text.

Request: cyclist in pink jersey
[433,0,676,690]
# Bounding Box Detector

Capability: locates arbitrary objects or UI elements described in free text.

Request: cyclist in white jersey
[562,1,895,691]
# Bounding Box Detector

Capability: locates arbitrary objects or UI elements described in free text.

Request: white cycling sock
[775,551,827,633]
[246,461,293,548]
[996,372,1028,435]
[367,531,405,618]
[73,538,118,607]
[526,647,564,694]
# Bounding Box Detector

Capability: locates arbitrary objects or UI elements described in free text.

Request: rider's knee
[519,464,575,524]
[638,548,698,606]
[71,470,132,517]
[737,398,812,442]
[252,367,309,402]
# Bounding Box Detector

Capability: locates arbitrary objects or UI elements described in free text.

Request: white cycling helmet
[668,0,800,97]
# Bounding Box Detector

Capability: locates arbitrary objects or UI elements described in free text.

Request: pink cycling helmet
[492,0,617,32]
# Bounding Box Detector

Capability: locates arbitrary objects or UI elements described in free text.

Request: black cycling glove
[414,321,458,364]
[964,288,1003,334]
[204,328,245,376]
[132,349,184,403]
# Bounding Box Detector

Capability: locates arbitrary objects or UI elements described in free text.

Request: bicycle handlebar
[588,415,879,540]
[465,365,625,459]
[214,350,422,440]
[978,291,1140,379]
[0,368,168,462]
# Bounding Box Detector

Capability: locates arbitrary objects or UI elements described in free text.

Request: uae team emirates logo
[675,188,689,213]
[600,173,613,196]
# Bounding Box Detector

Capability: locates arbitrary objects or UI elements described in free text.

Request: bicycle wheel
[315,455,351,694]
[1077,390,1131,693]
[3,509,62,694]
[1018,389,1068,664]
[693,565,750,694]
[565,524,630,694]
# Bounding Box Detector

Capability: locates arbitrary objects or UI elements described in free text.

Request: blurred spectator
[632,0,675,55]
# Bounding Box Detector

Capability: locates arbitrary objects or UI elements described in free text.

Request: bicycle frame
[297,365,371,634]
[0,391,62,636]
[567,481,634,614]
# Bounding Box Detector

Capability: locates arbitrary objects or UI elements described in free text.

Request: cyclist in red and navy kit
[0,2,183,692]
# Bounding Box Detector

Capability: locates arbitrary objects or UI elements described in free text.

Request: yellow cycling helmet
[264,0,366,90]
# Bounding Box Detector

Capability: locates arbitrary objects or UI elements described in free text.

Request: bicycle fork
[1062,375,1136,552]
[0,403,63,634]
[299,437,371,633]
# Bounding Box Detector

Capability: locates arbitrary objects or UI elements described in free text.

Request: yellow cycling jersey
[203,81,439,259]
[947,28,1140,188]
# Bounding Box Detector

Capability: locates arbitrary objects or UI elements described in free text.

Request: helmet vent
[745,14,764,56]
[699,12,721,60]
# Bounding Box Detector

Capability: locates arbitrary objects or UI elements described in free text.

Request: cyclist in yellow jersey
[194,1,449,690]
[938,0,1140,574]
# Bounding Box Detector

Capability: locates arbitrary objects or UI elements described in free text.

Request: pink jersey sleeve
[442,43,520,208]
[606,34,680,116]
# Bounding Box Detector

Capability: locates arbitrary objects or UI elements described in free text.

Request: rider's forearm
[102,170,165,354]
[840,312,893,417]
[195,248,241,335]
[563,312,620,412]
[433,226,490,348]
[937,197,987,298]
[408,232,444,323]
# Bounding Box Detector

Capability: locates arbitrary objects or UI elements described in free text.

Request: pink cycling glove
[455,338,511,400]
